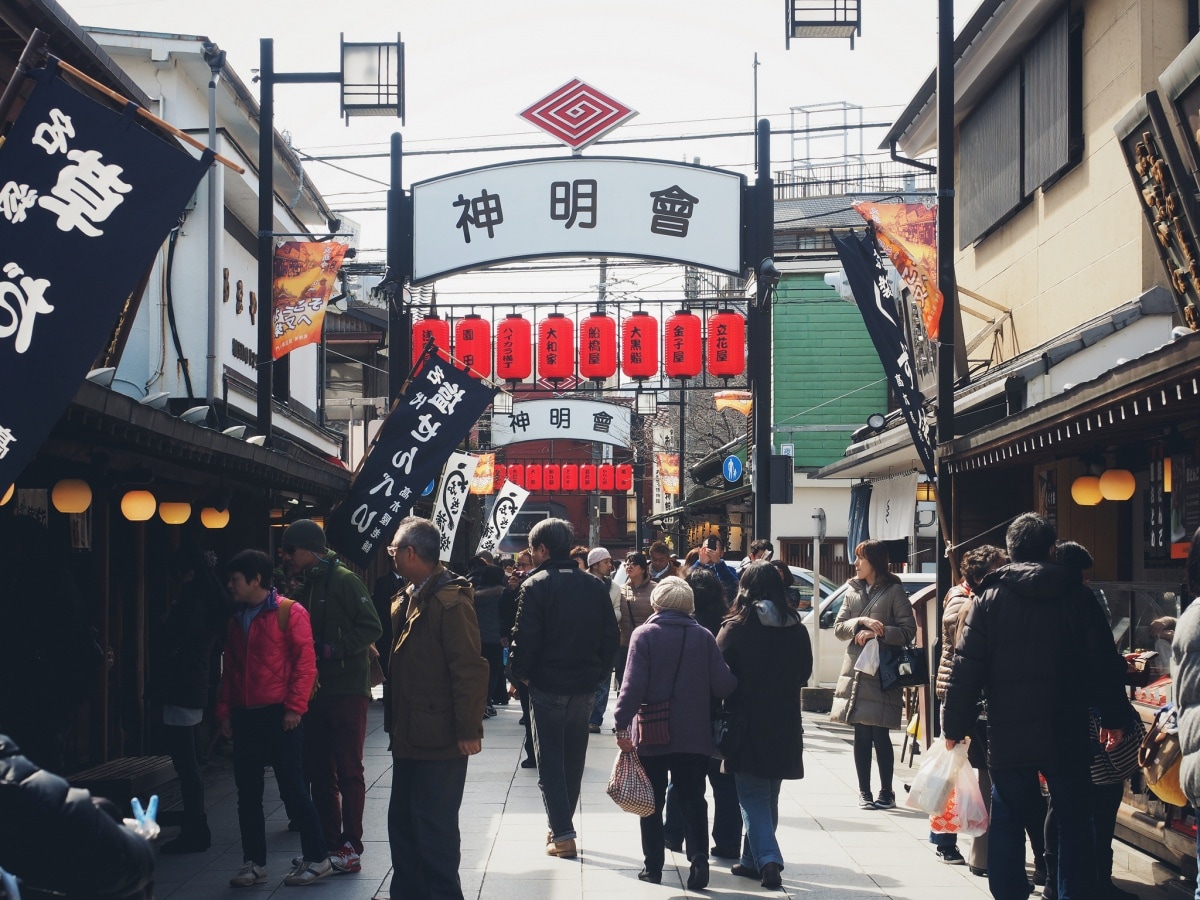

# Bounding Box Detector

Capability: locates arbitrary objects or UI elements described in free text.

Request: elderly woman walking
[830,539,917,810]
[716,561,813,890]
[613,576,736,889]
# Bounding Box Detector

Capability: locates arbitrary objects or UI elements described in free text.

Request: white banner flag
[477,479,531,555]
[868,472,918,542]
[432,452,480,562]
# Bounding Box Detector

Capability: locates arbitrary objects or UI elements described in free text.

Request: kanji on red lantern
[507,464,524,488]
[525,463,543,492]
[664,310,702,379]
[561,464,579,491]
[616,463,633,491]
[538,313,575,381]
[579,464,597,491]
[622,311,659,380]
[598,463,615,491]
[543,464,561,492]
[578,312,617,381]
[496,314,532,381]
[493,464,507,490]
[454,314,492,378]
[412,315,450,368]
[707,310,746,377]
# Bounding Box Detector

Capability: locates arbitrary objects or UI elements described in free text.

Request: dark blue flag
[834,229,937,481]
[0,62,212,486]
[326,353,496,568]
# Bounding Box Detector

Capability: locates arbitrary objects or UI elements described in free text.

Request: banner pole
[0,29,49,136]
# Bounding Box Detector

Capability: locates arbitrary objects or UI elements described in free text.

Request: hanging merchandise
[622,310,659,380]
[454,314,492,379]
[412,315,450,368]
[664,309,703,378]
[707,310,746,377]
[538,312,576,380]
[579,311,618,381]
[496,313,533,381]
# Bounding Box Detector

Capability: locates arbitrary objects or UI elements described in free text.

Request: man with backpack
[217,549,331,887]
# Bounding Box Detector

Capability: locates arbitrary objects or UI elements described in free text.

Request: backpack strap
[277,597,294,631]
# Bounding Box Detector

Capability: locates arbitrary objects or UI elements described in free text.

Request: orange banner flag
[852,202,941,339]
[271,241,349,360]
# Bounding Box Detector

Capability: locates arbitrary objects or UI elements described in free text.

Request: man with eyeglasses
[507,518,620,860]
[279,519,381,876]
[385,517,488,900]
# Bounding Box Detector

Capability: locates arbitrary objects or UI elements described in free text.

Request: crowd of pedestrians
[5,510,1200,900]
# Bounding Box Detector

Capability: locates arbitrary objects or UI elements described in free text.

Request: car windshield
[802,575,934,627]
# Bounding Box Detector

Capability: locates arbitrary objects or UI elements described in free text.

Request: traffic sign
[722,455,743,483]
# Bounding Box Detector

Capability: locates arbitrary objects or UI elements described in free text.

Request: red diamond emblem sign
[519,79,637,151]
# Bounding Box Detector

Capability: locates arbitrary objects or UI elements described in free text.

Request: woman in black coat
[716,561,813,889]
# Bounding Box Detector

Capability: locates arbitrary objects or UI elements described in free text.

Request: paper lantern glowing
[158,502,192,525]
[120,489,157,521]
[1098,469,1135,501]
[1070,476,1102,506]
[52,479,92,513]
[200,506,230,529]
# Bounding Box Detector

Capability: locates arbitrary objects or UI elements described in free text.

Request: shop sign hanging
[490,399,631,448]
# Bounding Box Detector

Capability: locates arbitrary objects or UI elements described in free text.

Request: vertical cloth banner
[471,452,495,494]
[848,481,872,551]
[477,479,530,555]
[853,201,941,340]
[834,230,937,482]
[0,64,212,487]
[868,472,918,542]
[656,452,680,495]
[271,241,348,359]
[432,451,479,561]
[325,353,496,568]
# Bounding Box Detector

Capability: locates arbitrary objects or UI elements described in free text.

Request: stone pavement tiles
[150,695,1171,899]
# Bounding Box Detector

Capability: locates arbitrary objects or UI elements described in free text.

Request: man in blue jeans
[508,518,620,859]
[942,513,1127,900]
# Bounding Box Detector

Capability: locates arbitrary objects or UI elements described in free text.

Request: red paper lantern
[598,463,615,491]
[561,464,579,491]
[621,311,659,380]
[412,315,450,368]
[493,464,507,490]
[579,464,597,491]
[664,310,703,379]
[543,464,561,492]
[707,310,746,377]
[524,464,543,492]
[495,314,532,381]
[454,314,491,378]
[616,464,633,491]
[507,465,524,488]
[578,312,617,381]
[537,313,575,381]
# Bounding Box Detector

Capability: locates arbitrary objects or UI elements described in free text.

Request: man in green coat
[282,519,382,875]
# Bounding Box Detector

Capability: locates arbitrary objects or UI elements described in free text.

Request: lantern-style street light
[256,34,404,445]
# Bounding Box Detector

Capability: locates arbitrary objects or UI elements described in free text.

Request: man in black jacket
[942,513,1127,900]
[507,518,619,860]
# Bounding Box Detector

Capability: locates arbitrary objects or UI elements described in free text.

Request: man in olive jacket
[386,517,488,900]
[281,518,382,873]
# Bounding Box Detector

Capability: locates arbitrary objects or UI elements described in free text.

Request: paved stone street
[150,696,1188,898]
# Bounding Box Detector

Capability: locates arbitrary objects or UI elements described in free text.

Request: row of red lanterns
[496,462,634,493]
[412,310,746,381]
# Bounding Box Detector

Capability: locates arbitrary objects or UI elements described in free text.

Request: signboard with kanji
[412,157,744,282]
[489,399,632,448]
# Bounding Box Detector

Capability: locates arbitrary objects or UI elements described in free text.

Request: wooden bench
[68,756,176,816]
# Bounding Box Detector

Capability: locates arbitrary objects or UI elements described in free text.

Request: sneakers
[935,845,966,865]
[283,857,333,886]
[874,790,897,810]
[588,723,602,733]
[484,705,497,718]
[230,862,267,887]
[330,841,361,874]
[858,791,877,809]
[546,837,577,858]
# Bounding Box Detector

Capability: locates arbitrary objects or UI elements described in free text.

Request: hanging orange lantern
[707,310,746,377]
[622,311,659,380]
[598,463,616,491]
[495,314,532,381]
[121,489,157,522]
[561,464,579,491]
[412,315,450,368]
[664,310,702,379]
[454,314,492,378]
[578,312,617,381]
[580,464,597,491]
[537,313,575,381]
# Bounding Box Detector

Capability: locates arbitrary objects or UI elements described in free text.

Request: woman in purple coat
[614,576,737,889]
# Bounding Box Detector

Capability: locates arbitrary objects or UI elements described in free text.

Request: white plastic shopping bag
[953,762,990,837]
[854,638,880,675]
[904,740,969,815]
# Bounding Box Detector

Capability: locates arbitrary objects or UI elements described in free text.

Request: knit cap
[587,547,612,567]
[651,576,694,614]
[282,518,327,554]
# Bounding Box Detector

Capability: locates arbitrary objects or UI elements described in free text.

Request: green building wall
[772,271,887,469]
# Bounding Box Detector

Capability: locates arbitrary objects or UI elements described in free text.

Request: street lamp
[256,34,404,445]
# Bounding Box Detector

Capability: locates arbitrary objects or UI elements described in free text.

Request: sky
[57,0,983,309]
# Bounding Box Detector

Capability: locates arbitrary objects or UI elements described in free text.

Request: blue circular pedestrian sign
[722,455,743,483]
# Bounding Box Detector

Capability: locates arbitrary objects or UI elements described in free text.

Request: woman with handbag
[716,561,813,890]
[613,553,655,690]
[1172,527,1200,900]
[613,576,736,888]
[829,540,917,810]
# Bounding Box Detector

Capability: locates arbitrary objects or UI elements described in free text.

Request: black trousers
[389,756,469,900]
[639,752,710,872]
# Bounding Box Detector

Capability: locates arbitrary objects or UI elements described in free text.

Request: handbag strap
[654,628,689,704]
